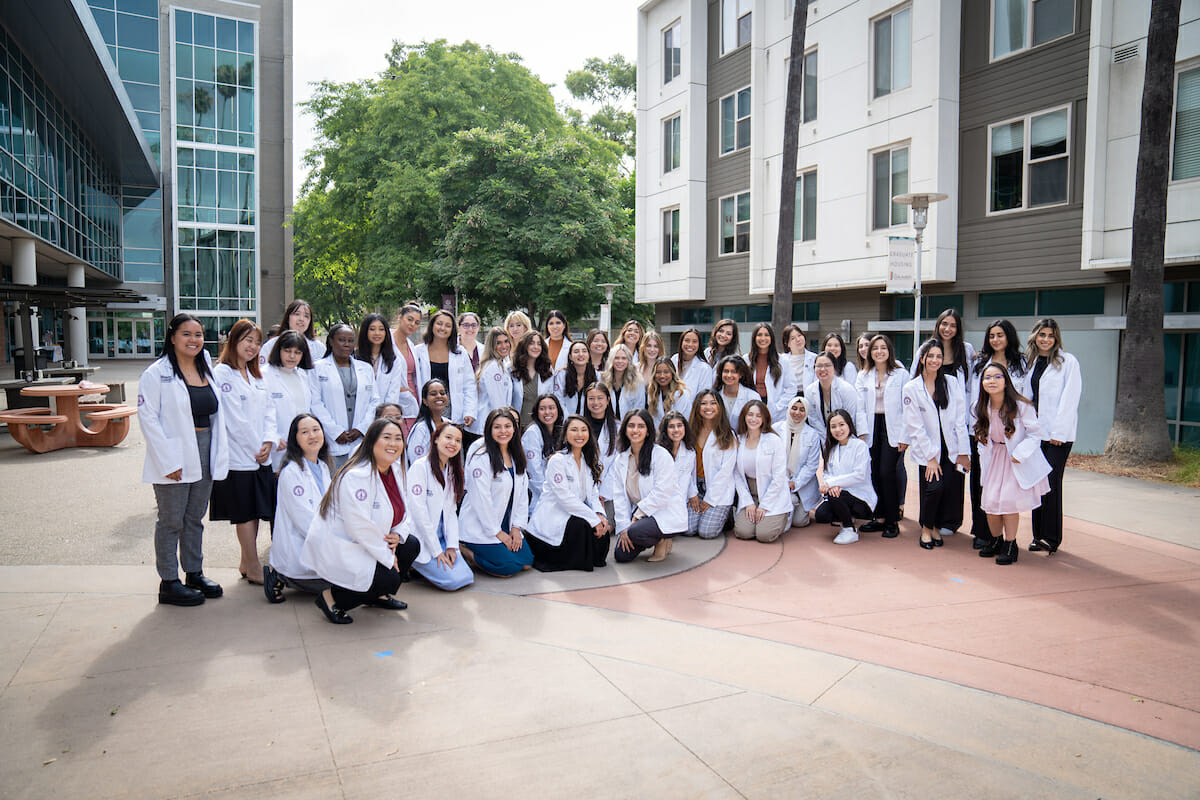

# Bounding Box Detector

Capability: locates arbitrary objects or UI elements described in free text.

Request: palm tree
[1104,0,1181,464]
[772,1,809,334]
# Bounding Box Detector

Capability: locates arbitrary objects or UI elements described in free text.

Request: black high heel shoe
[315,594,353,624]
[1029,538,1058,554]
[919,533,935,550]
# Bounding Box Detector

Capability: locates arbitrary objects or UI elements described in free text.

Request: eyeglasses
[459,321,479,329]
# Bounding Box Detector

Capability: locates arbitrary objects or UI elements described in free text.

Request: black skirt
[210,464,276,523]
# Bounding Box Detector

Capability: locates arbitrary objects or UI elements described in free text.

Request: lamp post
[597,283,620,340]
[892,192,948,366]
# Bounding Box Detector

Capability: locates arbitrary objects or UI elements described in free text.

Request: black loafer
[1029,539,1058,554]
[366,596,408,611]
[159,579,205,606]
[315,594,353,624]
[859,520,885,533]
[184,572,223,598]
[882,524,900,538]
[972,536,987,550]
[263,566,286,604]
[919,537,935,550]
[932,537,944,547]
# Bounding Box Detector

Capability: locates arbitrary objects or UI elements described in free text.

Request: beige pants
[733,477,791,543]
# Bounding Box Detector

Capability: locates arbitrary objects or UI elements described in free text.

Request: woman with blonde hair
[637,331,666,387]
[602,343,645,419]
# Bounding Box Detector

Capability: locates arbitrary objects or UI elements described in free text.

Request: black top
[1031,356,1049,411]
[187,382,218,429]
[430,360,450,388]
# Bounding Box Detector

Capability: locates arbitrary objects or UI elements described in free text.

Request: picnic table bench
[0,383,136,453]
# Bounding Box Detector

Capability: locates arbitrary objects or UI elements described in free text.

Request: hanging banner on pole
[886,236,915,294]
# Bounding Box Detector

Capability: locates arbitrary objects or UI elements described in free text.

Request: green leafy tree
[564,55,636,164]
[292,191,366,328]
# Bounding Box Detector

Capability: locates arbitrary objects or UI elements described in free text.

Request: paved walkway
[1,408,1198,798]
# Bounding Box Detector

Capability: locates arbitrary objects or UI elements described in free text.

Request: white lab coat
[406,417,438,466]
[671,355,714,397]
[212,363,276,472]
[821,438,877,510]
[733,431,793,517]
[855,367,908,448]
[804,377,866,438]
[742,353,799,424]
[694,429,738,506]
[522,424,554,511]
[594,422,619,500]
[264,365,312,472]
[271,458,330,580]
[787,350,817,394]
[405,455,461,564]
[669,446,699,504]
[368,354,415,417]
[977,400,1052,489]
[309,357,379,458]
[611,444,688,534]
[511,370,558,419]
[719,385,761,429]
[459,442,530,545]
[553,367,593,418]
[477,359,516,423]
[527,451,605,546]
[547,337,573,372]
[300,461,411,592]
[413,342,478,426]
[838,361,858,387]
[138,354,231,484]
[609,381,646,419]
[1022,352,1082,443]
[774,421,822,511]
[647,386,693,430]
[901,375,968,465]
[260,334,326,367]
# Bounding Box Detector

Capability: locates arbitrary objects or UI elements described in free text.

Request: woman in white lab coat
[713,355,762,430]
[210,319,277,584]
[1023,318,1082,555]
[260,299,326,366]
[356,312,408,416]
[510,332,557,430]
[310,322,378,470]
[522,393,564,513]
[525,415,612,571]
[602,344,645,420]
[263,413,332,601]
[584,382,620,531]
[686,389,739,538]
[658,410,699,521]
[407,421,474,590]
[671,327,714,396]
[554,340,598,417]
[264,330,313,472]
[820,332,857,387]
[742,322,797,423]
[646,357,693,429]
[731,400,793,543]
[612,409,687,563]
[902,339,970,550]
[406,379,450,466]
[138,313,230,606]
[413,309,478,430]
[805,351,865,439]
[459,407,534,576]
[543,309,573,372]
[300,417,421,624]
[781,325,816,396]
[637,331,667,388]
[775,396,821,528]
[475,327,514,426]
[812,409,877,545]
[855,334,908,538]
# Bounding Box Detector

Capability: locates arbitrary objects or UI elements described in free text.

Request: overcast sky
[291,0,642,196]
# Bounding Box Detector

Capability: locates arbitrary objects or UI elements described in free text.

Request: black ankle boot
[996,539,1019,565]
[159,579,205,606]
[979,536,1003,557]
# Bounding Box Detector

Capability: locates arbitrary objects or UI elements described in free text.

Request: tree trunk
[772,1,810,335]
[1105,0,1180,464]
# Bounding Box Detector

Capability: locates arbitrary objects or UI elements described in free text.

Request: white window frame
[718,191,751,256]
[871,4,912,100]
[662,206,681,265]
[802,47,818,124]
[663,113,681,173]
[989,0,1075,63]
[719,86,751,156]
[985,104,1071,216]
[663,20,682,85]
[720,0,752,56]
[794,169,817,242]
[1170,62,1200,183]
[870,144,910,230]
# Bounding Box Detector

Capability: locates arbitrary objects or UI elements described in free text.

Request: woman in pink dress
[973,363,1051,565]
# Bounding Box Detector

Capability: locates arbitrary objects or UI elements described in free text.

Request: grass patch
[1167,446,1200,488]
[1068,447,1200,490]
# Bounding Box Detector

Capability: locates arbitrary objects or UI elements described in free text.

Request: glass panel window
[1033,0,1073,45]
[872,146,909,229]
[793,170,817,242]
[1172,67,1200,181]
[802,50,817,123]
[1036,287,1104,316]
[873,6,911,98]
[663,22,681,84]
[663,114,681,173]
[720,191,750,255]
[721,0,752,55]
[978,290,1036,318]
[994,0,1074,59]
[993,0,1026,59]
[720,87,750,155]
[989,106,1070,212]
[662,207,680,264]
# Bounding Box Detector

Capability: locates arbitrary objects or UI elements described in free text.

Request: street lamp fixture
[597,283,621,339]
[892,192,948,365]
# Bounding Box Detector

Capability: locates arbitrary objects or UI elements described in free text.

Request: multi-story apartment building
[635,0,1200,452]
[0,0,292,365]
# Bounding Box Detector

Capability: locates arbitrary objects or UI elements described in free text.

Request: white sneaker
[833,527,859,545]
[939,527,956,537]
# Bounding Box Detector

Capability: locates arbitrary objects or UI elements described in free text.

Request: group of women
[139,302,1081,621]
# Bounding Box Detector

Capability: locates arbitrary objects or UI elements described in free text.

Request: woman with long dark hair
[586,328,610,373]
[584,381,620,531]
[855,334,907,538]
[743,322,797,422]
[407,421,474,590]
[812,409,876,544]
[705,318,740,366]
[139,313,229,605]
[261,299,325,365]
[391,303,424,434]
[522,393,564,512]
[414,309,478,431]
[263,413,332,603]
[264,329,313,472]
[671,327,714,396]
[460,407,534,577]
[554,339,598,417]
[300,417,421,624]
[820,332,857,385]
[713,354,759,429]
[510,331,556,430]
[804,351,863,439]
[406,378,449,465]
[357,312,407,421]
[731,400,792,543]
[612,409,686,563]
[543,309,573,371]
[781,325,816,393]
[686,389,738,538]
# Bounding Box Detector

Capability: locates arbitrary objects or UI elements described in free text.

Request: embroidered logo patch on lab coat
[293,486,304,497]
[354,489,368,501]
[412,484,423,495]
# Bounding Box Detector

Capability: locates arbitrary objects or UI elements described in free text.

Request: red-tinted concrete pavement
[536,499,1200,751]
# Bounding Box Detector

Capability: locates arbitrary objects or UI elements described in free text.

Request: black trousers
[528,515,611,572]
[1032,440,1072,548]
[968,437,989,537]
[870,414,901,524]
[614,516,674,562]
[814,491,872,528]
[329,537,420,611]
[919,443,964,531]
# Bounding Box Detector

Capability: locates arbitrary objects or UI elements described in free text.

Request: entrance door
[115,320,134,356]
[133,320,155,356]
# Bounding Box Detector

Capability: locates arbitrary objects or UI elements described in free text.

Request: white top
[459,442,530,545]
[527,451,605,547]
[611,444,687,535]
[742,352,799,424]
[822,437,877,509]
[719,385,761,429]
[671,354,714,397]
[803,377,865,438]
[413,342,479,426]
[668,445,699,504]
[774,420,822,510]
[477,359,516,424]
[977,400,1053,489]
[405,455,462,564]
[521,424,553,511]
[137,353,230,484]
[733,431,793,516]
[212,363,276,472]
[788,350,817,393]
[553,367,593,418]
[901,375,968,464]
[694,429,738,506]
[647,385,693,430]
[260,334,326,367]
[609,381,647,419]
[271,458,330,580]
[264,365,312,472]
[1022,351,1082,443]
[854,367,908,448]
[309,358,379,457]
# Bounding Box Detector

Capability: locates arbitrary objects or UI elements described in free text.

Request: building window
[793,170,817,242]
[721,0,752,55]
[791,301,820,321]
[872,146,909,229]
[662,208,680,264]
[873,6,911,99]
[988,106,1069,213]
[894,294,966,320]
[1172,66,1200,181]
[663,114,681,173]
[720,192,750,255]
[803,49,818,123]
[663,22,682,84]
[992,0,1074,61]
[720,87,751,155]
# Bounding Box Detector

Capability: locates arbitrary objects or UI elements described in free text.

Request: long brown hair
[973,363,1029,443]
[218,318,263,378]
[318,418,405,518]
[429,421,466,505]
[1025,317,1065,367]
[688,389,736,450]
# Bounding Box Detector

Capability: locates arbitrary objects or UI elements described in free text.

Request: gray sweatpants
[152,428,212,580]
